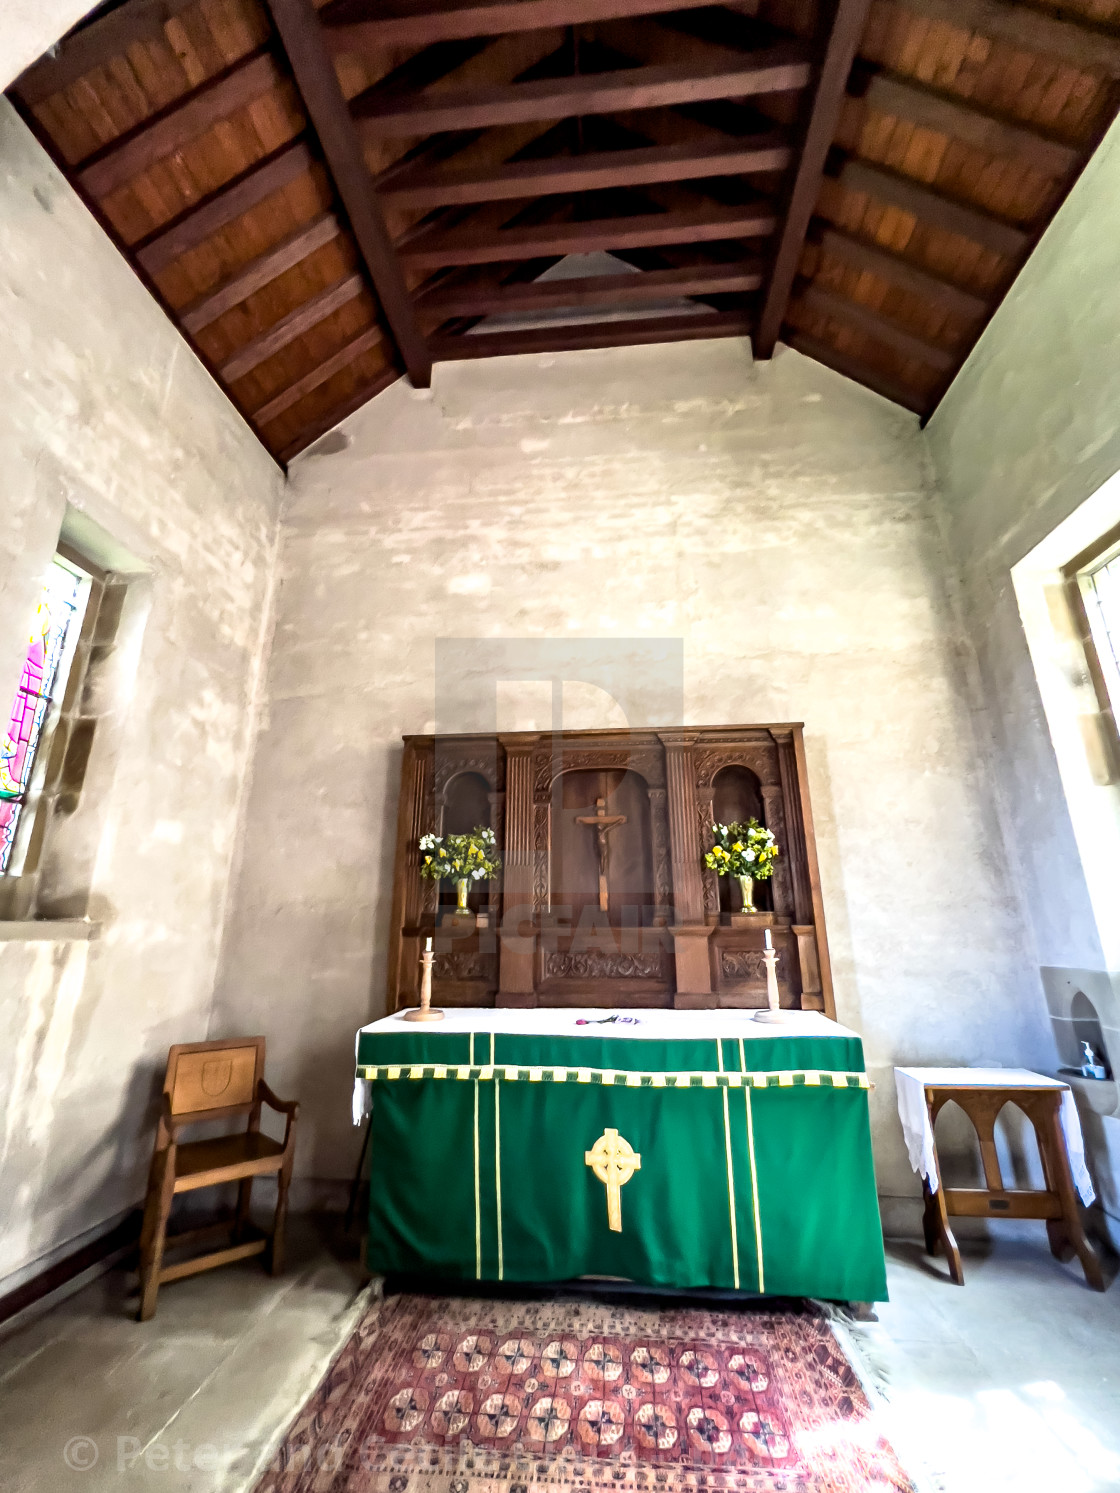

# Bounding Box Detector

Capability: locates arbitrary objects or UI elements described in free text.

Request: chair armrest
[259,1080,300,1117]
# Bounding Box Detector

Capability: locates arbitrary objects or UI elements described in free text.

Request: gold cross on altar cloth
[575,797,627,912]
[584,1128,641,1232]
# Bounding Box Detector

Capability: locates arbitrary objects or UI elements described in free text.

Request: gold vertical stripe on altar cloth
[740,1038,764,1292]
[494,1075,505,1281]
[471,1035,481,1279]
[718,1040,741,1290]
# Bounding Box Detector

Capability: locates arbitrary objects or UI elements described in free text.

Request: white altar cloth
[354,1008,855,1122]
[894,1066,1095,1205]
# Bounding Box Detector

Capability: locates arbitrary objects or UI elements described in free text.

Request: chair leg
[271,1155,295,1277]
[235,1177,254,1243]
[138,1155,175,1322]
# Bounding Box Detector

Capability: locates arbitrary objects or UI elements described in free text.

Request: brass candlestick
[403,939,444,1022]
[754,928,792,1023]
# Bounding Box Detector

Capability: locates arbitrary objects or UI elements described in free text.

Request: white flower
[745,848,756,861]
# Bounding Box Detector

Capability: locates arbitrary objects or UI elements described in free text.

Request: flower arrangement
[418,826,501,912]
[704,819,778,912]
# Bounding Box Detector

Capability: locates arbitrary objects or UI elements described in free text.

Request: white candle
[764,928,773,950]
[425,936,433,952]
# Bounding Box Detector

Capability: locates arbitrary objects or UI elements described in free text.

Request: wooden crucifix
[575,795,627,912]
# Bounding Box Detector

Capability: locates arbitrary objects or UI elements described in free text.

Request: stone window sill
[0,920,100,941]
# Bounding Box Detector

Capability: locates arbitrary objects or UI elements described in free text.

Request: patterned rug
[255,1292,914,1493]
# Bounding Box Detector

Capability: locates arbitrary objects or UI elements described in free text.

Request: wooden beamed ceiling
[9,0,1120,463]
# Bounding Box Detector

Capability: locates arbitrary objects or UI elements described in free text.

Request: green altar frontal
[354,1010,887,1303]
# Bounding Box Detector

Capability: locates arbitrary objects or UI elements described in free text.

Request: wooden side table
[895,1068,1103,1291]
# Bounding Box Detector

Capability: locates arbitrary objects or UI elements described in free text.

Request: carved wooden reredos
[386,726,834,1017]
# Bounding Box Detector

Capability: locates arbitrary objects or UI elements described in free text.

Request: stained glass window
[0,557,90,873]
[1080,541,1120,723]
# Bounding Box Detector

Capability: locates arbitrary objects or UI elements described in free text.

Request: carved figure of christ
[575,796,627,913]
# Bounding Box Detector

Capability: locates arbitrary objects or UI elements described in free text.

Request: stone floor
[1,1221,1118,1493]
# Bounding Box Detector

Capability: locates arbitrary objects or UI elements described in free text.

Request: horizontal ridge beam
[400,204,776,266]
[430,308,752,359]
[381,135,792,206]
[356,48,812,137]
[417,260,763,315]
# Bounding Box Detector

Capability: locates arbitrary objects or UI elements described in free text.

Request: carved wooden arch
[693,738,791,919]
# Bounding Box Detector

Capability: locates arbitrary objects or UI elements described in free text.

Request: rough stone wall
[0,101,283,1287]
[214,336,1044,1217]
[927,113,1120,1239]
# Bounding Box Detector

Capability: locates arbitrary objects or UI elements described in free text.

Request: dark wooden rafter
[754,0,872,359]
[884,0,1120,77]
[253,325,384,425]
[354,47,812,137]
[324,0,728,50]
[77,51,286,197]
[265,0,432,387]
[220,271,365,380]
[181,215,342,334]
[816,229,989,323]
[835,159,1030,258]
[796,283,957,370]
[380,135,792,207]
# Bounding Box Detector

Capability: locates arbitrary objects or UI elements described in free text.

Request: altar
[354,1008,887,1303]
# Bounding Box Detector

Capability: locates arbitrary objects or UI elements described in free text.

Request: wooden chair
[137,1036,299,1321]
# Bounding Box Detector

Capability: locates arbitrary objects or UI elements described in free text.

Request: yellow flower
[732,841,743,852]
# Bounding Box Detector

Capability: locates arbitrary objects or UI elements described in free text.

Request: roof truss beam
[754,0,872,359]
[380,134,792,207]
[323,0,725,50]
[430,308,752,359]
[266,0,432,386]
[416,259,764,316]
[355,46,812,138]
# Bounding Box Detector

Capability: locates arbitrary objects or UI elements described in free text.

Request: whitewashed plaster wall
[927,113,1120,1240]
[0,1,98,92]
[0,101,283,1288]
[214,335,1047,1221]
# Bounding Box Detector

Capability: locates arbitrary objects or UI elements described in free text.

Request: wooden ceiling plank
[14,0,201,106]
[325,0,728,50]
[880,0,1120,79]
[180,213,342,332]
[380,134,792,206]
[864,73,1081,175]
[266,0,432,386]
[355,47,812,137]
[818,226,989,320]
[429,308,752,359]
[220,270,366,380]
[416,260,764,315]
[134,139,314,273]
[754,0,873,359]
[400,203,777,267]
[76,51,285,198]
[252,324,385,424]
[276,364,401,461]
[784,328,931,413]
[838,158,1030,256]
[797,282,957,368]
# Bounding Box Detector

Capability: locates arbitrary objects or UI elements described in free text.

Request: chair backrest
[164,1036,266,1121]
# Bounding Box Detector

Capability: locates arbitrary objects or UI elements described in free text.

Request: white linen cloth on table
[894,1066,1095,1206]
[353,1007,856,1125]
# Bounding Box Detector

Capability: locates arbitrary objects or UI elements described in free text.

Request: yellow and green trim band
[355,1063,870,1088]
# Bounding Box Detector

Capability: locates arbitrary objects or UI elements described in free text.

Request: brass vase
[455,877,470,913]
[737,874,755,913]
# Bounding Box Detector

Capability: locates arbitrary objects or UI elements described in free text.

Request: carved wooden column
[659,731,715,1007]
[498,734,539,1006]
[775,726,829,1014]
[387,738,431,1012]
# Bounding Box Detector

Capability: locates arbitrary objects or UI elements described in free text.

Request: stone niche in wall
[386,727,835,1017]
